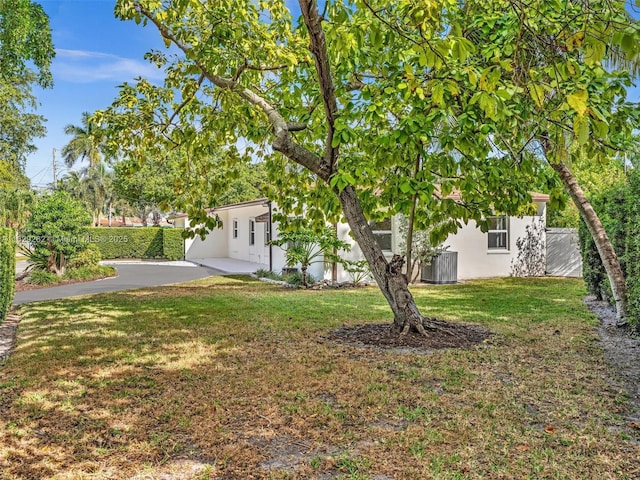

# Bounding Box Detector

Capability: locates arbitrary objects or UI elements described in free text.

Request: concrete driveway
[13,261,222,305]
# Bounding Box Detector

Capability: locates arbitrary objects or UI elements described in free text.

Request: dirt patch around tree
[586,295,640,427]
[327,320,491,353]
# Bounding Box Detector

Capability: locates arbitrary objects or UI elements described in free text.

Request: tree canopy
[97,0,639,333]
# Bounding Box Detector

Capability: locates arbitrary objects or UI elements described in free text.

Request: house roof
[170,190,549,220]
[439,189,550,203]
[168,198,270,220]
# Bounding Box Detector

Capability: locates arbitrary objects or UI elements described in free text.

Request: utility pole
[52,148,58,189]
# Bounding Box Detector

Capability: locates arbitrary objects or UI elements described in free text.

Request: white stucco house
[171,192,549,282]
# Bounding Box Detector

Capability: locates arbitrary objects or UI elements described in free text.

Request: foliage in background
[0,164,33,228]
[271,227,349,288]
[61,112,104,169]
[545,158,628,228]
[21,191,92,276]
[579,170,640,328]
[397,214,447,283]
[87,227,183,260]
[510,218,546,277]
[67,243,101,269]
[58,163,114,226]
[343,259,372,285]
[0,0,53,175]
[0,227,15,321]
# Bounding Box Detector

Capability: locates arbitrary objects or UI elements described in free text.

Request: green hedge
[0,228,16,322]
[162,228,184,261]
[87,227,184,260]
[579,171,640,327]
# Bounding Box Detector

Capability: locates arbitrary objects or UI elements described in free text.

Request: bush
[21,191,92,276]
[0,227,16,321]
[88,227,184,260]
[285,271,315,287]
[65,265,116,281]
[68,243,102,269]
[25,270,58,286]
[255,269,284,281]
[579,171,640,328]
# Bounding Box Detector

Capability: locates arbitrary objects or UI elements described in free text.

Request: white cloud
[53,48,164,83]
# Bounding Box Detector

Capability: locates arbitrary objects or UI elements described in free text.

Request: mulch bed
[327,320,491,353]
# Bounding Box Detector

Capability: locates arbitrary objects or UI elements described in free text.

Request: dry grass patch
[0,276,638,479]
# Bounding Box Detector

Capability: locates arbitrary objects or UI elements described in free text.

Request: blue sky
[28,0,166,187]
[26,1,640,187]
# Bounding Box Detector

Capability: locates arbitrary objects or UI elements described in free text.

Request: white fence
[546,228,582,278]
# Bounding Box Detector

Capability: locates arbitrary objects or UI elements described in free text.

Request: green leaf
[573,115,590,145]
[432,82,445,106]
[567,91,588,115]
[529,83,545,108]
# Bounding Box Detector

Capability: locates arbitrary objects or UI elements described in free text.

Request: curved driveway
[13,262,222,305]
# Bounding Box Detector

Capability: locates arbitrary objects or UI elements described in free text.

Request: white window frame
[370,218,393,253]
[487,215,509,250]
[232,219,238,239]
[265,220,271,244]
[249,219,255,246]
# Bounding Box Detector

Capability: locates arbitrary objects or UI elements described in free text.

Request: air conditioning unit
[421,251,458,284]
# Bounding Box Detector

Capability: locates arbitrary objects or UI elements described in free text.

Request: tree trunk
[551,161,628,324]
[338,185,448,335]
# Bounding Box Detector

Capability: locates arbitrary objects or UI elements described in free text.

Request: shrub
[255,269,283,281]
[88,227,184,260]
[286,271,315,287]
[65,265,116,281]
[21,191,92,276]
[0,227,16,321]
[68,243,102,269]
[344,259,372,285]
[25,270,58,286]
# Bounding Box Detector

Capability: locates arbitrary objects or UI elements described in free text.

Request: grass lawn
[0,276,638,479]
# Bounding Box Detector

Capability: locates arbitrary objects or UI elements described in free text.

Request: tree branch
[299,0,339,174]
[135,3,331,181]
[162,73,205,133]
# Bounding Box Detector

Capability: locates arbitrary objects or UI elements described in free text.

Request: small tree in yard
[22,191,92,276]
[271,227,349,288]
[397,215,448,284]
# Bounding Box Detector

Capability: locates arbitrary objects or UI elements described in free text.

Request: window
[265,220,271,244]
[488,216,509,250]
[370,218,392,251]
[232,219,238,239]
[249,219,255,245]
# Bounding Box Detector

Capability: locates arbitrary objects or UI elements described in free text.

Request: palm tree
[61,112,102,168]
[58,163,113,226]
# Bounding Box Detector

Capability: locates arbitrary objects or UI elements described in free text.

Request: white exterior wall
[174,199,547,282]
[174,214,228,260]
[445,203,546,280]
[225,204,271,269]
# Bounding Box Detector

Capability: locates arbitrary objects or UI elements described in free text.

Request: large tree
[0,0,54,227]
[0,0,54,169]
[444,0,639,323]
[98,0,635,334]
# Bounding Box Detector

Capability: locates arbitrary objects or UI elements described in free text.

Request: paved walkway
[13,262,222,305]
[188,257,267,274]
